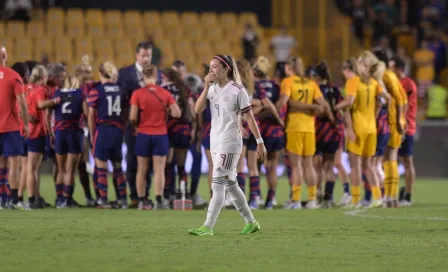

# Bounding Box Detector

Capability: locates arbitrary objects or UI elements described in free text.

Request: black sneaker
[399,186,405,201]
[38,197,52,208]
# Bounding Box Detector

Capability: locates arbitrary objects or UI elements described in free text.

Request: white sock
[226,180,255,224]
[203,178,226,229]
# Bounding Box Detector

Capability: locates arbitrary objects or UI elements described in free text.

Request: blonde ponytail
[99,61,118,80]
[75,54,93,84]
[230,56,243,87]
[253,56,270,78]
[236,59,254,95]
[63,75,80,89]
[29,65,47,84]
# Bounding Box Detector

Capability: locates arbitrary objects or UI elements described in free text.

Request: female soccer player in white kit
[189,55,266,236]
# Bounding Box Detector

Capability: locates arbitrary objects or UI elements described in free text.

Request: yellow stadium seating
[161,11,180,28]
[75,38,93,57]
[0,37,14,54]
[239,12,258,27]
[30,9,45,21]
[7,22,26,37]
[161,50,175,67]
[104,10,123,27]
[204,27,224,41]
[67,24,85,37]
[46,24,65,38]
[27,21,45,37]
[93,38,112,53]
[184,27,204,42]
[193,41,213,61]
[116,53,134,67]
[200,12,218,26]
[224,27,243,46]
[157,39,174,53]
[148,27,165,41]
[66,8,84,26]
[95,47,115,62]
[114,39,133,54]
[86,9,104,27]
[34,38,53,59]
[87,25,105,37]
[124,10,143,28]
[47,8,65,25]
[142,11,161,28]
[106,25,124,39]
[181,12,199,28]
[15,38,33,61]
[163,27,184,41]
[126,25,145,40]
[212,41,232,55]
[54,36,72,51]
[0,23,5,36]
[220,13,238,29]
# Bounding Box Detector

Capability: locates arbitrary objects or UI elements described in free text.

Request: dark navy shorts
[0,131,23,157]
[169,133,190,149]
[27,136,47,154]
[135,133,169,157]
[315,139,340,155]
[202,135,210,150]
[93,126,123,162]
[375,133,390,157]
[247,135,257,151]
[55,129,84,155]
[399,134,414,157]
[264,136,285,153]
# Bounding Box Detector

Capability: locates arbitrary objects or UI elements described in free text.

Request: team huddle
[0,41,417,234]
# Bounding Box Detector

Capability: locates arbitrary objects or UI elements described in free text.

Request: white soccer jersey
[207,81,252,154]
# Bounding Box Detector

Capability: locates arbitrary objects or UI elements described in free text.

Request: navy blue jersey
[53,88,85,130]
[87,82,124,129]
[315,84,344,143]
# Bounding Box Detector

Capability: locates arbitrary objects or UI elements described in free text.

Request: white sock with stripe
[226,180,255,224]
[203,178,226,229]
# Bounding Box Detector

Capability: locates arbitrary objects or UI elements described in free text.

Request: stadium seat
[66,8,84,26]
[86,9,104,27]
[239,12,258,27]
[193,41,213,61]
[174,40,193,57]
[157,39,174,53]
[224,27,243,46]
[87,25,105,37]
[104,10,123,27]
[0,23,5,36]
[148,27,165,41]
[34,38,53,60]
[46,8,65,26]
[27,21,45,37]
[161,11,180,28]
[180,12,199,28]
[124,10,143,28]
[161,50,175,67]
[15,37,33,61]
[67,24,85,37]
[0,37,14,54]
[204,27,224,41]
[7,22,26,37]
[46,24,65,38]
[142,10,161,28]
[54,36,72,53]
[75,38,93,58]
[94,38,113,53]
[200,12,218,26]
[184,27,204,42]
[113,39,133,55]
[220,12,238,29]
[95,47,115,62]
[30,9,45,21]
[257,40,270,56]
[106,25,124,39]
[116,53,134,68]
[212,41,232,55]
[163,26,184,41]
[126,25,145,40]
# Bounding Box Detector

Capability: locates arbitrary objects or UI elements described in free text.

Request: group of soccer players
[0,40,417,212]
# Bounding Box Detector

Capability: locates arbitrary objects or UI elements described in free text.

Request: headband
[213,55,231,70]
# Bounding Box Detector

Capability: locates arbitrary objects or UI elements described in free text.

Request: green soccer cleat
[188,226,214,236]
[240,221,260,234]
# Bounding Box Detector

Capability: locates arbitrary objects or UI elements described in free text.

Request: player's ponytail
[213,55,243,86]
[253,56,270,79]
[236,59,254,95]
[162,67,187,110]
[343,58,359,75]
[63,75,80,89]
[315,62,332,84]
[99,61,118,81]
[29,65,47,84]
[287,56,305,77]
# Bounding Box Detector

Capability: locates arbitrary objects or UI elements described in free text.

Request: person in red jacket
[0,47,29,210]
[129,64,181,210]
[393,57,418,206]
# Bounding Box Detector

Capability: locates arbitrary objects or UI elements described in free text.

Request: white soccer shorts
[211,152,240,181]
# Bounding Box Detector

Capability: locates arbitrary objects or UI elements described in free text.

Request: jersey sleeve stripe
[241,105,252,113]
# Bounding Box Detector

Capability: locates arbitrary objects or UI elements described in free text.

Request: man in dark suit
[117,41,161,208]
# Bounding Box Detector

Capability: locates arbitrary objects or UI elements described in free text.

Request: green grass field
[1,176,448,272]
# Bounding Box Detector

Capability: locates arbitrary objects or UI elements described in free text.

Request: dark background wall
[58,0,272,26]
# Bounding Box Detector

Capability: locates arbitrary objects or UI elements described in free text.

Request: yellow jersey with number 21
[281,76,322,133]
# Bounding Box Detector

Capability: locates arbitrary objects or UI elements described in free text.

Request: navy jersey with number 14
[87,83,124,129]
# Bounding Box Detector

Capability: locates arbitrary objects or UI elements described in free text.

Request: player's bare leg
[163,148,175,203]
[5,155,23,210]
[136,156,151,210]
[152,155,167,209]
[283,152,303,209]
[383,147,399,207]
[175,148,189,196]
[26,152,43,209]
[18,156,27,207]
[335,148,351,205]
[264,151,279,209]
[236,145,247,195]
[362,156,383,208]
[303,156,318,209]
[313,155,323,202]
[247,149,261,209]
[346,152,362,208]
[400,155,415,206]
[64,153,81,207]
[321,153,336,208]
